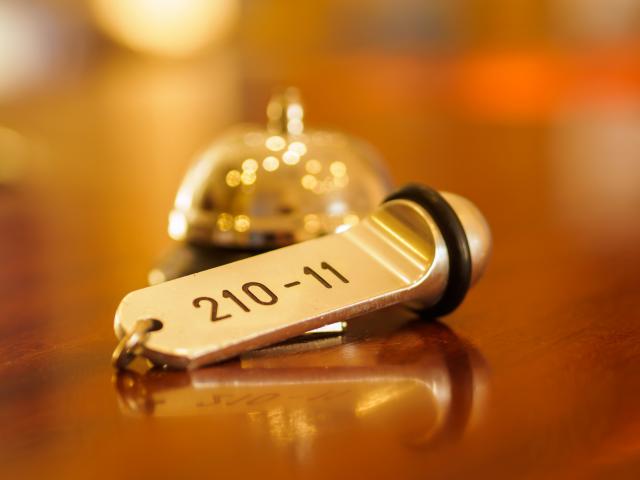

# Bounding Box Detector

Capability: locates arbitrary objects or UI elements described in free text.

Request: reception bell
[150,88,393,284]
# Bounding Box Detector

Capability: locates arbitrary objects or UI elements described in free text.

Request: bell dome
[168,88,392,248]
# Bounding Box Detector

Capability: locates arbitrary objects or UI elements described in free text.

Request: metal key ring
[112,318,163,369]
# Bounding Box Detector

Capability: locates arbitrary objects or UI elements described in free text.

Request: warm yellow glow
[241,170,256,185]
[0,4,46,101]
[168,211,188,240]
[288,141,307,156]
[234,214,250,232]
[225,169,241,187]
[90,0,239,58]
[301,174,318,190]
[304,214,320,234]
[330,161,347,177]
[285,103,304,134]
[313,178,334,195]
[0,126,27,183]
[265,135,286,151]
[242,158,258,172]
[147,269,166,285]
[282,151,300,165]
[334,175,349,188]
[243,132,262,147]
[258,407,317,444]
[355,385,411,417]
[344,214,360,226]
[305,159,322,175]
[287,119,304,135]
[216,213,233,231]
[262,156,279,172]
[287,104,304,120]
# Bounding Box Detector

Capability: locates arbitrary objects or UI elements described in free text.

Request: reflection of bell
[151,87,392,284]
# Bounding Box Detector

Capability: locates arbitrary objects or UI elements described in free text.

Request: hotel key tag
[112,184,491,370]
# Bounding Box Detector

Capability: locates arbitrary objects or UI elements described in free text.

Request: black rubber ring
[384,184,472,317]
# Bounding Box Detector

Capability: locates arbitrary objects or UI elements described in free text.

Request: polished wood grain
[2,9,640,479]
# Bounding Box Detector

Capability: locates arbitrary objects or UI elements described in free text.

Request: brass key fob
[112,184,491,370]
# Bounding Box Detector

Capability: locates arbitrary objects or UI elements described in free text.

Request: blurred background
[1,0,639,265]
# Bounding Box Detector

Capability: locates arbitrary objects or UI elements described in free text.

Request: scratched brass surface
[2,1,640,479]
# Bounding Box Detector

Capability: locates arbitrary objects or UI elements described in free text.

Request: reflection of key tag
[113,184,491,369]
[115,315,489,449]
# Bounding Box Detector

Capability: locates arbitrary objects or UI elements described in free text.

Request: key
[112,184,491,370]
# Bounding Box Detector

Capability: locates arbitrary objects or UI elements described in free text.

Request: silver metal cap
[441,192,492,287]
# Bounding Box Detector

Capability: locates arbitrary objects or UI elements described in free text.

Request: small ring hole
[146,318,164,332]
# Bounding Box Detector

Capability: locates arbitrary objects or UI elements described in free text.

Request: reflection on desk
[115,307,488,452]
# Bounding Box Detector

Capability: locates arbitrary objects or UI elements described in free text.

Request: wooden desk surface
[1,29,640,480]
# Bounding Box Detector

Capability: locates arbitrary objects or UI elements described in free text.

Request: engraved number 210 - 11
[192,262,349,322]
